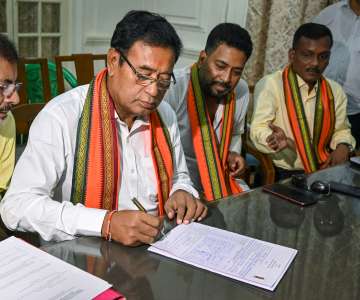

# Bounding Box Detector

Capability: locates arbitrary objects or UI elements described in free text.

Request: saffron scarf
[187,64,242,201]
[283,65,335,173]
[70,68,173,215]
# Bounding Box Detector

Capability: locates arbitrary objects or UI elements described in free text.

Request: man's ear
[107,48,120,76]
[288,48,295,64]
[198,50,207,65]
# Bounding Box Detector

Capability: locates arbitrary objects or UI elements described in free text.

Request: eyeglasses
[117,49,176,91]
[0,81,22,97]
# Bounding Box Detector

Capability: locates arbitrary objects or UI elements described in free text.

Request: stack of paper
[0,237,113,300]
[148,222,297,291]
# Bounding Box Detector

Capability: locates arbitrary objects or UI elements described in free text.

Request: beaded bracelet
[105,210,117,242]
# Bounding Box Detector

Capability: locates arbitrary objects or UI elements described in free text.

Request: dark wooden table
[41,163,360,300]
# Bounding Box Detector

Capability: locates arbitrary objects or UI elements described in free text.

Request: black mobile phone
[350,156,360,170]
[263,183,317,206]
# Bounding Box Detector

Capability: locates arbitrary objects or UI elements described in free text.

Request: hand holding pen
[132,198,174,239]
[102,193,207,246]
[101,202,162,247]
[132,191,207,226]
[131,197,147,213]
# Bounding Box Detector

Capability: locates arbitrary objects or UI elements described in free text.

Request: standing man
[164,23,253,201]
[0,11,207,246]
[250,23,355,181]
[0,34,20,199]
[314,0,360,149]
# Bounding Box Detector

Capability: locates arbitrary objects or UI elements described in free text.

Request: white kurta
[0,85,198,241]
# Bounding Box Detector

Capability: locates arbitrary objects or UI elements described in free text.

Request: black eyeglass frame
[116,49,176,91]
[0,81,22,97]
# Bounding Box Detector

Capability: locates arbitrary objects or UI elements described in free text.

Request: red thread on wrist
[105,210,116,242]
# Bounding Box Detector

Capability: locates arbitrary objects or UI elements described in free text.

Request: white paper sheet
[148,222,297,291]
[0,236,111,300]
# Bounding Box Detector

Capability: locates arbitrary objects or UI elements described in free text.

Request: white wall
[66,0,249,68]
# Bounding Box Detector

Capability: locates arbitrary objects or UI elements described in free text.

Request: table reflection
[42,163,360,300]
[43,238,158,300]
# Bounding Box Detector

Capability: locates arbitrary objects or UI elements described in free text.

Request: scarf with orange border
[187,64,243,201]
[283,65,335,173]
[70,68,173,216]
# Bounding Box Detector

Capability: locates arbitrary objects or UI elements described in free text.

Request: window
[1,0,67,58]
[0,0,11,36]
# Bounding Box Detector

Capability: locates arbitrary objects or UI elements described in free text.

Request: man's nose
[310,55,320,67]
[144,80,161,97]
[6,89,20,106]
[220,69,231,83]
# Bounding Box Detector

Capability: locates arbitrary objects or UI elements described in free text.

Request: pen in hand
[131,197,147,213]
[131,198,169,239]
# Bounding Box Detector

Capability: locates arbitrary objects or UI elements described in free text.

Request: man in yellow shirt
[250,23,355,181]
[0,34,21,198]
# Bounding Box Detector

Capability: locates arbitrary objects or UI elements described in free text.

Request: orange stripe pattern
[150,111,174,216]
[187,64,242,201]
[283,65,335,173]
[71,68,173,213]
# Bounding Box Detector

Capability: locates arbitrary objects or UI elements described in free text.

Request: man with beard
[250,23,355,181]
[314,0,360,150]
[0,34,20,199]
[163,23,253,201]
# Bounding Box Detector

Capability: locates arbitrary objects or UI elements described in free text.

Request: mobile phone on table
[350,156,360,170]
[263,183,317,206]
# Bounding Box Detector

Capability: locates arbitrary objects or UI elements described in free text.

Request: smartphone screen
[263,183,317,206]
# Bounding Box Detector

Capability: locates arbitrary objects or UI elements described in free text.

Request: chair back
[17,57,52,105]
[244,134,276,186]
[242,83,275,187]
[55,53,107,94]
[14,58,53,139]
[12,103,44,136]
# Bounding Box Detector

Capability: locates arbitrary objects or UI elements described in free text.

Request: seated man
[0,34,20,200]
[0,11,207,246]
[163,23,253,201]
[250,23,355,181]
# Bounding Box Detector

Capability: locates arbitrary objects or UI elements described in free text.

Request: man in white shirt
[0,11,207,246]
[163,23,253,201]
[314,0,360,148]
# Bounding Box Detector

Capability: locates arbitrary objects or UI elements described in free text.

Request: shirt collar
[109,88,150,126]
[342,0,357,13]
[296,73,319,98]
[342,0,350,8]
[344,0,360,17]
[114,109,150,127]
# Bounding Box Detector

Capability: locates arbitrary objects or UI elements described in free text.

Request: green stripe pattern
[191,65,222,199]
[288,68,318,171]
[219,93,232,161]
[70,80,94,204]
[313,85,324,162]
[156,110,173,160]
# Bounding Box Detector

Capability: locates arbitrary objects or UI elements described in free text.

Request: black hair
[292,23,333,49]
[0,34,18,64]
[110,10,183,62]
[205,23,253,59]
